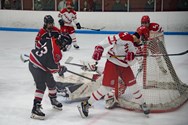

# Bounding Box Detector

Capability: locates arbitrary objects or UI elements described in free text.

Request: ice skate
[140,103,150,117]
[50,97,63,110]
[30,102,45,120]
[77,100,91,118]
[73,43,79,49]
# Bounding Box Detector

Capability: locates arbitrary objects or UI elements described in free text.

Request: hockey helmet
[57,33,72,50]
[44,15,54,24]
[136,26,149,41]
[66,0,72,9]
[141,15,150,24]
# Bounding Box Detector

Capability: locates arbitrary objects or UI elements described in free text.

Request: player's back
[149,22,163,32]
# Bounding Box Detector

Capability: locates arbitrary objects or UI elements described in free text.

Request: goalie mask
[56,33,72,50]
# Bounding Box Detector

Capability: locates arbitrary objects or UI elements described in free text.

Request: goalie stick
[81,26,105,31]
[107,50,188,58]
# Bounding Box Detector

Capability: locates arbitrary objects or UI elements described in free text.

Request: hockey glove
[58,66,67,76]
[76,23,81,29]
[58,19,64,27]
[125,52,135,61]
[92,45,104,61]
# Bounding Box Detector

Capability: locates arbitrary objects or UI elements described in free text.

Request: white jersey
[98,32,137,67]
[58,8,78,27]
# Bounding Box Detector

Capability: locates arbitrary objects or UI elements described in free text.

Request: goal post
[116,32,188,113]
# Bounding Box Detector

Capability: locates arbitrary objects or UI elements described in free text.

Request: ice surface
[0,31,188,125]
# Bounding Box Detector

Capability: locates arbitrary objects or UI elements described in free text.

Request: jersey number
[35,46,48,57]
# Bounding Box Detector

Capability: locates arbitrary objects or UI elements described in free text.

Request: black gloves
[58,19,64,27]
[58,66,67,76]
[76,23,81,29]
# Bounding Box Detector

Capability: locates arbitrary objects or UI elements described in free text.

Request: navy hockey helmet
[56,33,72,50]
[44,15,54,24]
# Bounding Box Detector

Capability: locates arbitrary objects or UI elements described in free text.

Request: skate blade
[77,105,87,118]
[30,113,45,120]
[53,105,63,110]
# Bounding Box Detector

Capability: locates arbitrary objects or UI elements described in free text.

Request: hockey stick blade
[20,54,29,63]
[65,56,73,64]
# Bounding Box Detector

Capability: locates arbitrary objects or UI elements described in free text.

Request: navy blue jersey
[35,26,61,49]
[30,38,62,73]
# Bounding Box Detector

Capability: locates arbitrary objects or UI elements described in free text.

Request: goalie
[56,65,126,109]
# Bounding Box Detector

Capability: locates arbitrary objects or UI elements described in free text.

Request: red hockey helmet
[66,0,72,9]
[136,26,149,40]
[141,15,150,24]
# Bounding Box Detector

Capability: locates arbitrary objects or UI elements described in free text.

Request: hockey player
[35,15,61,49]
[77,32,150,118]
[58,0,81,50]
[139,15,167,73]
[141,15,163,33]
[29,34,72,120]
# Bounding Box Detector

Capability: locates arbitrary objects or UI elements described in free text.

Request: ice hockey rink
[0,31,188,125]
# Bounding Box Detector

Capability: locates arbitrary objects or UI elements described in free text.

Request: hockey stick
[65,57,95,80]
[20,55,95,82]
[81,26,105,31]
[67,69,96,82]
[108,50,188,58]
[65,56,84,67]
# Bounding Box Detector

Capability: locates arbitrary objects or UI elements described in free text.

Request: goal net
[117,32,188,113]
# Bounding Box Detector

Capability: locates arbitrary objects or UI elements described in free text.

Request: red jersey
[149,22,163,32]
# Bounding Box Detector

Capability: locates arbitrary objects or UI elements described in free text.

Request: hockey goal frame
[116,32,188,113]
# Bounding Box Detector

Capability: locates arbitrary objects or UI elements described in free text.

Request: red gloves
[125,52,135,61]
[92,46,104,61]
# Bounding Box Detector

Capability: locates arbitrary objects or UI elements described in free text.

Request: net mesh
[117,33,188,113]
